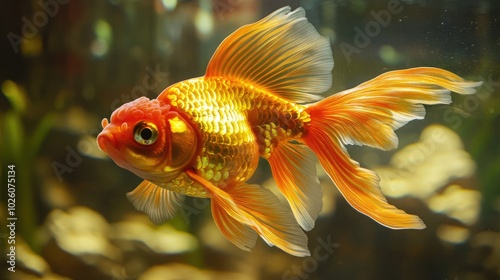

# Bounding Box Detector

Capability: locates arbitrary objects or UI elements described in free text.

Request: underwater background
[1,0,499,279]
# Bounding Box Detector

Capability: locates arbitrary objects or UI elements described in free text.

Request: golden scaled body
[159,77,310,197]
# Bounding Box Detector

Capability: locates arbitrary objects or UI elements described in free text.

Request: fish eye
[134,122,158,145]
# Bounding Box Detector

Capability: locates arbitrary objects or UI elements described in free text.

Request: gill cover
[164,113,199,171]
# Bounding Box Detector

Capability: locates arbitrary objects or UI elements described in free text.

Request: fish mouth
[97,121,126,154]
[97,131,119,155]
[97,132,130,170]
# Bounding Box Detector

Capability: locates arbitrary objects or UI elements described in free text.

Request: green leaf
[2,80,27,114]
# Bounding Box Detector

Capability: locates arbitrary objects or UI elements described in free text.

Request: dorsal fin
[205,6,334,103]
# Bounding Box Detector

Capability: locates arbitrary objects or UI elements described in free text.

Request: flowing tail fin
[302,67,482,229]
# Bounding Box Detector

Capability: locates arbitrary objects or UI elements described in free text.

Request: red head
[97,97,199,184]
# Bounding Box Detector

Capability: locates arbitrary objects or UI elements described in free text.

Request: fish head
[97,96,199,183]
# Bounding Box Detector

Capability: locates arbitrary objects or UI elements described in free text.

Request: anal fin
[127,180,185,224]
[187,170,309,257]
[211,198,258,251]
[267,141,322,231]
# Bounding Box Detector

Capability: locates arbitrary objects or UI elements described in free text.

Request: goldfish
[97,6,482,257]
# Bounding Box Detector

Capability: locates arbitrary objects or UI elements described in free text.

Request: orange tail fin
[302,67,482,229]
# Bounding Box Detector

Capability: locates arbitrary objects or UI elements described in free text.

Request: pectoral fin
[127,180,184,224]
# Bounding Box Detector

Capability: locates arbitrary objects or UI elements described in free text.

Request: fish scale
[159,76,310,192]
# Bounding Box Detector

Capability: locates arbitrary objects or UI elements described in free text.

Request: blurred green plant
[1,80,57,252]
